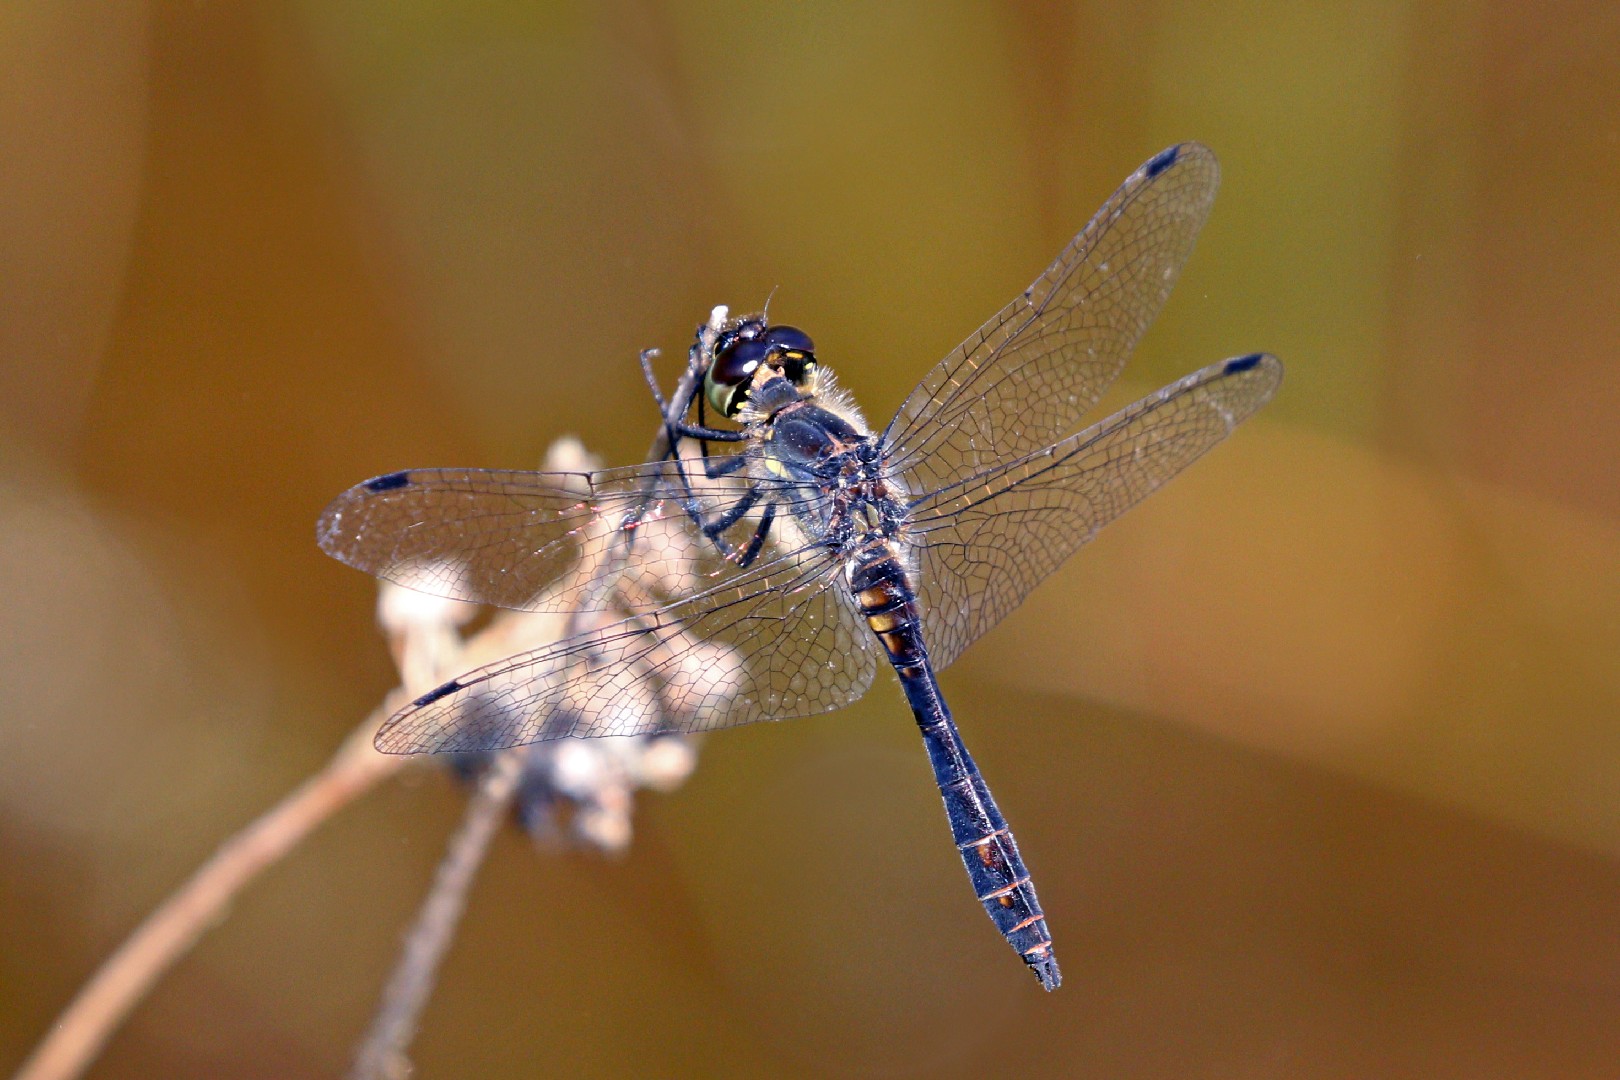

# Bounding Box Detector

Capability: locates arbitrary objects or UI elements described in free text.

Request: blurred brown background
[5,2,1620,1077]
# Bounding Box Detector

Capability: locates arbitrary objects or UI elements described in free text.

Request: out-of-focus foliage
[3,2,1618,1077]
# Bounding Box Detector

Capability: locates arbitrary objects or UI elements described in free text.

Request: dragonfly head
[705,319,818,417]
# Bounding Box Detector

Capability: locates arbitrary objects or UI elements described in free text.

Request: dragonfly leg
[640,334,748,469]
[673,421,747,444]
[699,453,750,479]
[638,316,779,565]
[637,347,671,416]
[631,469,778,568]
[697,483,762,534]
[655,445,749,533]
[730,501,777,568]
[648,432,754,559]
[690,487,780,568]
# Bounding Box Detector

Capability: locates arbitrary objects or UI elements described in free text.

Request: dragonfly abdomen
[848,545,926,671]
[848,546,1061,990]
[917,706,1060,990]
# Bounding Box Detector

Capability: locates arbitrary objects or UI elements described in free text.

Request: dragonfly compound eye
[764,324,817,384]
[706,335,770,416]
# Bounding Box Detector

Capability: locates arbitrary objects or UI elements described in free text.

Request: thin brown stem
[13,700,409,1080]
[349,749,526,1080]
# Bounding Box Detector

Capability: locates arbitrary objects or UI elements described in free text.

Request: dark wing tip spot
[365,471,412,493]
[1144,145,1181,178]
[1225,353,1263,374]
[413,678,463,708]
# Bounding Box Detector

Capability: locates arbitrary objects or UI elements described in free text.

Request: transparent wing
[907,353,1282,670]
[885,143,1221,497]
[373,539,878,752]
[316,459,825,613]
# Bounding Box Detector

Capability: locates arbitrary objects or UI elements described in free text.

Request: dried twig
[13,703,408,1080]
[349,749,526,1080]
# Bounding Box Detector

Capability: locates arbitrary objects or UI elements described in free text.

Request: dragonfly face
[317,142,1283,992]
[704,318,819,417]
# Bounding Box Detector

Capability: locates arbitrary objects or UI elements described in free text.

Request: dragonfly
[317,143,1282,991]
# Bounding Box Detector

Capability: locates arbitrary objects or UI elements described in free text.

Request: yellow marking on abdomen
[866,609,900,632]
[877,630,907,656]
[857,585,890,610]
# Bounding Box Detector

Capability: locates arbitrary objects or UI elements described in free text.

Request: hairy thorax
[745,370,911,561]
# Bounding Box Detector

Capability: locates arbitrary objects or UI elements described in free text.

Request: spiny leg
[732,501,777,568]
[635,320,776,564]
[687,485,780,568]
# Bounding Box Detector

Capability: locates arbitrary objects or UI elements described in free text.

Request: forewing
[886,143,1221,496]
[316,459,822,613]
[373,540,878,752]
[907,353,1282,670]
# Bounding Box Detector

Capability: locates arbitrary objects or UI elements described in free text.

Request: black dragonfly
[317,143,1282,990]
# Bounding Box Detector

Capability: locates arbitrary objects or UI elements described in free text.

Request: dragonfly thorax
[761,401,864,467]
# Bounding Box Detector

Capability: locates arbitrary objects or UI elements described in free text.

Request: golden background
[4,2,1618,1076]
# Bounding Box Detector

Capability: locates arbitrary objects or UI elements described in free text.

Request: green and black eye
[706,335,769,416]
[704,324,817,417]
